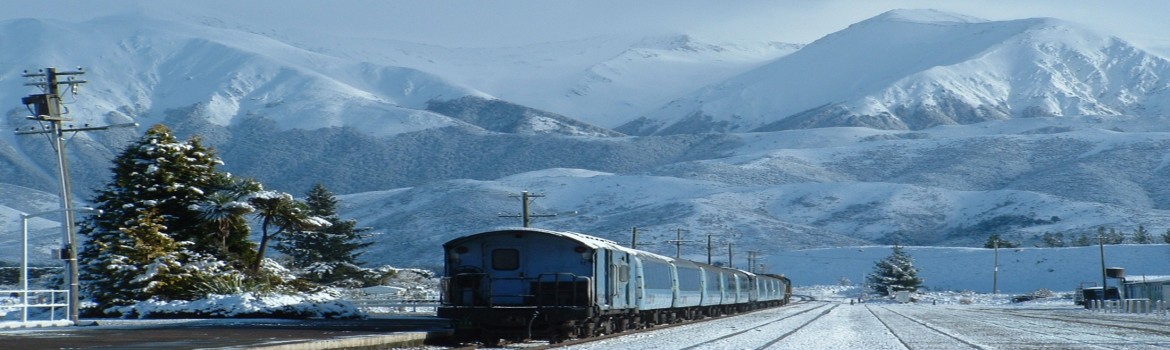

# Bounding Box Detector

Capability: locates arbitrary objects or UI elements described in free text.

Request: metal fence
[346,297,440,315]
[0,289,70,325]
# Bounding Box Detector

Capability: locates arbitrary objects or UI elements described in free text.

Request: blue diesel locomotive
[437,228,791,344]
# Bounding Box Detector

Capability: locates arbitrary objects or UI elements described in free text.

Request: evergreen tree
[1040,232,1065,247]
[866,245,924,296]
[1104,227,1125,244]
[1163,229,1170,244]
[277,184,372,271]
[1132,225,1153,244]
[1072,232,1093,247]
[983,234,1018,248]
[79,125,243,306]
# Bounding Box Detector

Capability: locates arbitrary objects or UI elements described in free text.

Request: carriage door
[608,251,633,309]
[484,245,525,305]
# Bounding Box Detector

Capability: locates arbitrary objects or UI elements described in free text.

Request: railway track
[443,297,815,350]
[436,300,1170,350]
[866,305,984,350]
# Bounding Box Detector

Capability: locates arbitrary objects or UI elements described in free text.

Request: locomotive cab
[442,229,595,307]
[439,228,632,343]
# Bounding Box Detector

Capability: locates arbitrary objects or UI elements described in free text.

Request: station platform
[0,316,452,349]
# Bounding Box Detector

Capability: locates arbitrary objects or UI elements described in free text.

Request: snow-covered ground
[771,244,1170,294]
[553,286,1170,350]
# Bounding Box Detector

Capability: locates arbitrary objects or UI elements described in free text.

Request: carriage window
[492,249,520,270]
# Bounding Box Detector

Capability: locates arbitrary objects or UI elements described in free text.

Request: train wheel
[617,316,631,333]
[481,337,502,347]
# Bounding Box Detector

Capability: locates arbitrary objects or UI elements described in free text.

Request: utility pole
[16,67,136,324]
[631,227,638,249]
[993,239,999,295]
[727,243,734,269]
[1097,236,1107,308]
[705,234,721,265]
[746,250,760,273]
[665,228,692,259]
[499,191,555,227]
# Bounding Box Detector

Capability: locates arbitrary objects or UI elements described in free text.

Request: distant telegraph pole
[705,233,722,265]
[15,67,136,324]
[499,191,555,227]
[665,228,692,259]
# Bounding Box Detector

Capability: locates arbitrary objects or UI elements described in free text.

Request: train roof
[448,227,683,260]
[447,227,762,276]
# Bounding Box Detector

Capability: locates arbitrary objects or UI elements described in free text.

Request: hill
[2,7,1170,276]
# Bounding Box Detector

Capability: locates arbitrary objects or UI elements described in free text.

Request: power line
[498,191,555,227]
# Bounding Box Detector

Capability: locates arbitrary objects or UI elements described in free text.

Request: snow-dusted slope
[329,117,1170,268]
[0,15,487,137]
[621,9,1170,135]
[5,7,1170,274]
[291,33,800,128]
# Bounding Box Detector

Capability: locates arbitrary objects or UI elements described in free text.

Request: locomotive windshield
[492,249,520,270]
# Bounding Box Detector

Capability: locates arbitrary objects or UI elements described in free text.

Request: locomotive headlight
[574,246,591,261]
[449,246,469,263]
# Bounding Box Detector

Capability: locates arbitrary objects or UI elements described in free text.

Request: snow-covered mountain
[3,7,1170,272]
[619,9,1170,135]
[290,33,800,128]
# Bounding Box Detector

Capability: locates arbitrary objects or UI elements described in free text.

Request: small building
[1122,276,1170,303]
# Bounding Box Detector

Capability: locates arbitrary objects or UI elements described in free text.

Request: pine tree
[1132,225,1153,244]
[866,245,924,296]
[983,234,1018,248]
[1073,232,1093,246]
[1105,227,1125,244]
[278,184,372,267]
[79,125,244,306]
[1163,229,1170,244]
[277,184,373,284]
[1040,232,1065,247]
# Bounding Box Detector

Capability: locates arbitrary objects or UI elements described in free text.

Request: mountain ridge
[620,10,1170,135]
[2,9,1170,270]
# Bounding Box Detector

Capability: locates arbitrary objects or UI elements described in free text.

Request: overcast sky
[5,0,1169,54]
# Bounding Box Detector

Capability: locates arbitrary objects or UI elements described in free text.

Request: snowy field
[552,286,1170,350]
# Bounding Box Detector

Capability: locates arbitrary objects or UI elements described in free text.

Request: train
[437,227,792,345]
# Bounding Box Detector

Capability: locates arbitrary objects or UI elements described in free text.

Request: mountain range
[2,8,1170,269]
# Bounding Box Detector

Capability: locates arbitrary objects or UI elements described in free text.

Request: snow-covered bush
[105,291,363,319]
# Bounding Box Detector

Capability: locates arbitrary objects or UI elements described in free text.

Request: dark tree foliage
[1072,232,1093,247]
[1132,225,1153,244]
[1040,232,1066,247]
[248,191,324,272]
[866,245,924,296]
[277,184,373,284]
[1100,227,1125,244]
[983,234,1019,248]
[78,125,249,306]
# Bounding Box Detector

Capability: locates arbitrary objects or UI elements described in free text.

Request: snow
[105,291,361,319]
[634,10,1170,134]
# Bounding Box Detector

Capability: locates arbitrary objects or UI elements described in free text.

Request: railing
[1087,298,1170,318]
[0,289,70,324]
[348,297,441,315]
[442,273,591,307]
